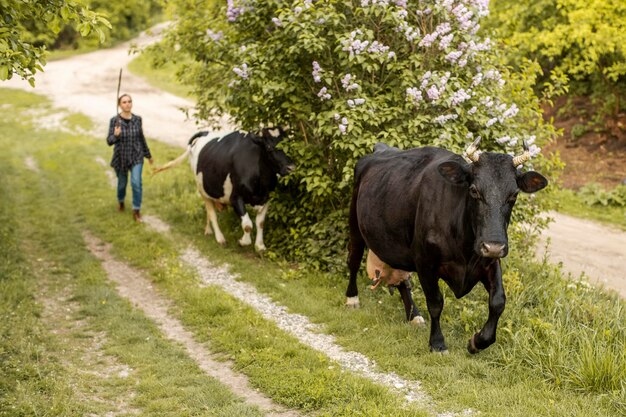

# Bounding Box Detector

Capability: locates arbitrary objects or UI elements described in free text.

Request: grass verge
[1,87,624,416]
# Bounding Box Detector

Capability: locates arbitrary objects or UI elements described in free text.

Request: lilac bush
[158,0,557,267]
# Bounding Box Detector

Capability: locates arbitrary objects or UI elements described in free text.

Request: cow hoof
[409,316,426,327]
[204,229,213,236]
[238,237,252,246]
[255,244,267,252]
[216,238,226,246]
[345,296,360,308]
[429,345,448,354]
[467,334,480,354]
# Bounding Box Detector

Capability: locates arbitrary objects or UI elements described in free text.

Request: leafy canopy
[0,0,110,86]
[487,0,626,112]
[156,0,556,268]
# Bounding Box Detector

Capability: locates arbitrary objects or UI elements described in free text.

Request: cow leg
[418,272,447,353]
[346,189,365,308]
[253,203,269,252]
[232,196,253,246]
[468,261,506,354]
[397,280,425,327]
[204,198,225,245]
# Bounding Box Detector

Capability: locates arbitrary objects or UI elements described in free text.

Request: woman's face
[119,95,133,113]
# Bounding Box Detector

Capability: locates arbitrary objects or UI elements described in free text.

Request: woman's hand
[114,124,121,137]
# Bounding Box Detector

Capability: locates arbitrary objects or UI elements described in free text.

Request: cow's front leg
[232,196,252,246]
[253,203,269,252]
[204,199,225,245]
[468,261,506,354]
[418,272,447,353]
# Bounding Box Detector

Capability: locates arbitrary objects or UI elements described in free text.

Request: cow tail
[153,131,209,175]
[152,148,190,174]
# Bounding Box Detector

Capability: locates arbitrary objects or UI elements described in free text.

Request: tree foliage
[0,0,110,85]
[155,0,557,269]
[487,0,626,113]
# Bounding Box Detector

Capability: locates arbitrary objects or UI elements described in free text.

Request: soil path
[4,26,624,297]
[83,231,301,417]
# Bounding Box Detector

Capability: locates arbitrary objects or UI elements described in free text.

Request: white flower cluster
[233,63,249,79]
[335,113,349,135]
[341,74,359,91]
[317,86,331,101]
[205,29,223,42]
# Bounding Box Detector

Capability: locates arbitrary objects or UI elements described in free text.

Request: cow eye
[469,184,480,199]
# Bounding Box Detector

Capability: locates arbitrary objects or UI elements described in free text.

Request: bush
[486,0,626,115]
[155,0,557,269]
[578,183,626,207]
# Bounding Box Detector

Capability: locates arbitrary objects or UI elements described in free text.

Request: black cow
[154,128,295,251]
[346,139,548,353]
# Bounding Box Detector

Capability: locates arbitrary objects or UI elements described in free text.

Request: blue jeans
[116,163,143,210]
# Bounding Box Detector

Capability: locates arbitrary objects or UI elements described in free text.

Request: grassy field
[0,88,624,416]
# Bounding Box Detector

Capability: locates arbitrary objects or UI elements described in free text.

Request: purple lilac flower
[406,87,423,103]
[341,74,359,91]
[439,33,454,50]
[354,98,366,105]
[233,63,249,79]
[342,30,370,57]
[451,89,471,106]
[502,104,519,119]
[388,51,396,59]
[317,86,331,100]
[394,0,407,7]
[527,135,536,145]
[434,114,458,125]
[205,29,224,42]
[338,116,348,135]
[472,73,483,87]
[528,144,541,157]
[496,136,511,145]
[312,61,322,83]
[227,0,244,22]
[368,41,390,54]
[426,85,440,100]
[468,106,477,114]
[486,117,498,127]
[419,32,438,48]
[445,50,463,63]
[272,17,282,27]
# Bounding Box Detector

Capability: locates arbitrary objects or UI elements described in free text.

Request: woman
[106,93,153,222]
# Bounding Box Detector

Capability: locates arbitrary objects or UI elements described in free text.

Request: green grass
[551,187,626,231]
[1,87,625,416]
[127,51,193,98]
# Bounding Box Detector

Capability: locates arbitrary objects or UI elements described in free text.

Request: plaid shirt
[106,114,152,172]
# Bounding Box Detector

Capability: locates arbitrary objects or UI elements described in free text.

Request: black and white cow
[154,128,295,251]
[346,138,548,353]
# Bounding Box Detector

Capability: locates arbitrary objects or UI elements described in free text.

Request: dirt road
[4,27,625,298]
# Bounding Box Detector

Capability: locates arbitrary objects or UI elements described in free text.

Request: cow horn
[464,137,482,163]
[512,140,531,167]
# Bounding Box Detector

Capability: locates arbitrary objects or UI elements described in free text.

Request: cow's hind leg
[418,271,447,353]
[204,198,225,245]
[468,261,506,354]
[397,280,425,327]
[232,196,253,246]
[253,203,269,252]
[346,188,365,308]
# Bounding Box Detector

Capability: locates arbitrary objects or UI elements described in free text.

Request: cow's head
[437,138,548,258]
[251,127,295,176]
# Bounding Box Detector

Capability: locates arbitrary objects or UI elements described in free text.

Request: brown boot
[133,209,142,222]
[118,202,125,212]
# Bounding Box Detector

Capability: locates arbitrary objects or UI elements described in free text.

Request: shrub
[155,0,557,269]
[487,0,626,115]
[578,183,626,207]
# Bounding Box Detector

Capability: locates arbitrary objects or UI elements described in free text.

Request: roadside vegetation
[1,87,624,416]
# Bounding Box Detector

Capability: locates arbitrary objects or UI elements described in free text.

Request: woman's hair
[117,93,132,105]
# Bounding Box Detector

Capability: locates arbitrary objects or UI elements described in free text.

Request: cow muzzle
[480,242,507,258]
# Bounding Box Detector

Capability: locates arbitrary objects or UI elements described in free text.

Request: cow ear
[517,171,548,193]
[437,161,470,185]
